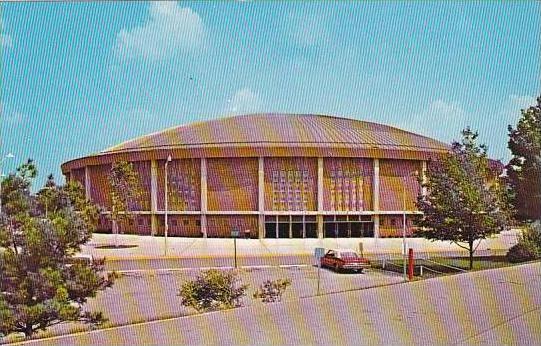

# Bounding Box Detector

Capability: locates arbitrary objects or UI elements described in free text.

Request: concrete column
[373,158,380,238]
[150,160,158,236]
[317,157,324,239]
[317,214,324,239]
[258,157,265,239]
[84,166,91,201]
[200,158,208,238]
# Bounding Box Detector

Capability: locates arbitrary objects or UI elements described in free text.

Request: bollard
[408,248,414,281]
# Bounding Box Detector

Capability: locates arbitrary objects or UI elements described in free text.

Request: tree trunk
[113,220,118,248]
[468,239,474,270]
[24,324,34,338]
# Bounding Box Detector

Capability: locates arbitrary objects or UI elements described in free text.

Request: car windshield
[341,252,358,258]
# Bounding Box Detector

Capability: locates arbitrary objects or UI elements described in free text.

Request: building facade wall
[87,164,112,209]
[131,161,152,211]
[207,158,258,211]
[71,168,86,191]
[207,215,258,238]
[74,156,427,238]
[156,159,201,211]
[379,159,422,211]
[264,157,318,211]
[155,215,202,237]
[379,215,418,238]
[323,158,373,211]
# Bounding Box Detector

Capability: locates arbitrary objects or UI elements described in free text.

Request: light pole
[164,154,172,256]
[402,180,407,280]
[0,153,15,215]
[403,170,419,281]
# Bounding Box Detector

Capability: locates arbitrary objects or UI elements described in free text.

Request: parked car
[320,249,370,273]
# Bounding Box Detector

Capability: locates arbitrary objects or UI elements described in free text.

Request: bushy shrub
[506,242,538,263]
[519,223,541,251]
[178,269,248,312]
[253,278,292,303]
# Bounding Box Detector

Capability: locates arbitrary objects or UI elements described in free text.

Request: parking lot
[31,265,403,340]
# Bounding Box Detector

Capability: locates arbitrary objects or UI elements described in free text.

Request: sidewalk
[81,231,520,260]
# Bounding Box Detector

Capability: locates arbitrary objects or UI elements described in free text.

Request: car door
[322,250,336,267]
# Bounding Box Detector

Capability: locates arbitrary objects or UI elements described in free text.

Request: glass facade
[323,215,374,238]
[264,215,317,238]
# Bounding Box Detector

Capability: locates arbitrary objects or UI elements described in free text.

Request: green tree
[107,161,142,246]
[0,160,115,338]
[415,128,512,269]
[507,96,541,222]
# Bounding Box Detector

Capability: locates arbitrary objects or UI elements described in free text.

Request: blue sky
[1,1,539,188]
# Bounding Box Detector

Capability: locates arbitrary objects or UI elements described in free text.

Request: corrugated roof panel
[103,113,449,153]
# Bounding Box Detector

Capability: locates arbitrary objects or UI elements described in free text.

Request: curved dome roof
[103,113,449,153]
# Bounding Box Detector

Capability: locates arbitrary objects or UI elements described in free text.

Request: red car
[320,249,370,273]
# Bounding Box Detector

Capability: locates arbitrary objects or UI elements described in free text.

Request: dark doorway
[324,222,337,238]
[305,222,317,238]
[350,222,362,237]
[278,223,289,238]
[337,223,349,237]
[265,223,276,238]
[292,223,303,238]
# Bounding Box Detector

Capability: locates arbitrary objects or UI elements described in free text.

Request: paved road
[15,262,540,346]
[103,250,508,271]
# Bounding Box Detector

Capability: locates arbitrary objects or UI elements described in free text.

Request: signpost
[231,229,240,268]
[314,247,325,296]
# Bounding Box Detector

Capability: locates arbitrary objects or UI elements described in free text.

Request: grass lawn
[371,255,534,278]
[431,255,516,271]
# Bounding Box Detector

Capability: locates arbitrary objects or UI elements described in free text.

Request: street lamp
[402,170,419,281]
[164,154,172,256]
[0,153,15,215]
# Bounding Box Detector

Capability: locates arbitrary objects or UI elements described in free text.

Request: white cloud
[501,94,537,134]
[399,99,469,144]
[1,34,12,48]
[225,88,264,115]
[1,19,13,48]
[4,111,25,125]
[288,12,330,48]
[508,94,536,112]
[114,2,205,61]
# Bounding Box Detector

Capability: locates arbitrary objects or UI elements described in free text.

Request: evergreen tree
[0,160,115,338]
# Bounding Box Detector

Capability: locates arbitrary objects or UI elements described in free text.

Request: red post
[408,248,414,281]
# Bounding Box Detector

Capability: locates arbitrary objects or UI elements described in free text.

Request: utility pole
[164,154,172,256]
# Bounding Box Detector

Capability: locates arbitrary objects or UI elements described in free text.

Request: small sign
[314,247,325,259]
[231,229,240,238]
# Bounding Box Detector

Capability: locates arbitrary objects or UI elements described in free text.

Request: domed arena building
[61,114,449,239]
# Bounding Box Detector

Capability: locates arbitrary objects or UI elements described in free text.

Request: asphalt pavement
[15,262,540,346]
